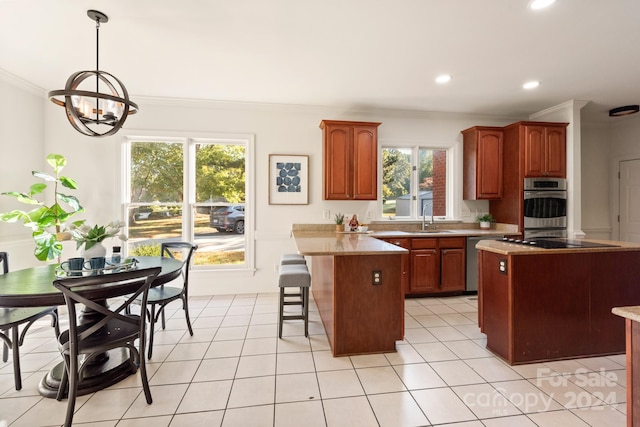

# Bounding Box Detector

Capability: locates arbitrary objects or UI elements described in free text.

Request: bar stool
[278,264,311,338]
[280,254,306,266]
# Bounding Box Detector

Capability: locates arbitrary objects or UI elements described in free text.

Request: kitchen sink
[412,230,452,233]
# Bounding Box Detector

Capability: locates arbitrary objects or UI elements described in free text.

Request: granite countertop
[292,231,408,256]
[612,306,640,322]
[476,238,640,255]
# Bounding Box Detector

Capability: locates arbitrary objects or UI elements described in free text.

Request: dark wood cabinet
[523,123,566,178]
[490,121,568,229]
[320,120,381,200]
[409,237,466,295]
[380,238,410,295]
[479,248,640,364]
[462,126,503,200]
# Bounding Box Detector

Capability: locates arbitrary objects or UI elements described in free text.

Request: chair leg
[64,350,79,427]
[137,345,153,404]
[147,304,156,360]
[11,326,21,390]
[1,329,8,363]
[182,296,194,336]
[278,288,284,338]
[51,310,60,338]
[56,359,68,401]
[303,288,309,337]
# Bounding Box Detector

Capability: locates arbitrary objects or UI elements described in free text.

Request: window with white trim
[381,147,448,219]
[123,134,253,269]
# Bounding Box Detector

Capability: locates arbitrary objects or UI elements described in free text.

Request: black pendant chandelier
[48,10,138,138]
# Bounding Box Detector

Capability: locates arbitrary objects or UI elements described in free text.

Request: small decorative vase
[82,241,107,260]
[335,224,343,232]
[480,221,491,230]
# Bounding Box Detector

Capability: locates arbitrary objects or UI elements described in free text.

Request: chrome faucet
[422,200,436,231]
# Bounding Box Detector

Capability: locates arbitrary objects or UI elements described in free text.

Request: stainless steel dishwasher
[466,236,503,293]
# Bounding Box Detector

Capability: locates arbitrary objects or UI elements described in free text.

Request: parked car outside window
[210,205,245,234]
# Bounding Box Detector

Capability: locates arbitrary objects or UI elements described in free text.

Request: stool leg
[303,287,309,337]
[278,287,284,338]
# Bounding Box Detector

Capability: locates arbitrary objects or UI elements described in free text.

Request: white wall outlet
[274,264,279,272]
[367,211,373,219]
[323,209,330,220]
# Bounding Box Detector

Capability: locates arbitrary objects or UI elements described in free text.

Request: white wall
[0,72,48,270]
[608,115,640,239]
[581,121,612,239]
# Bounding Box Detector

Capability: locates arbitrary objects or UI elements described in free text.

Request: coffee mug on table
[85,256,106,272]
[60,257,85,276]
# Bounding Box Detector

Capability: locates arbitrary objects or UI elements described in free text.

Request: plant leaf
[0,210,28,223]
[46,154,66,174]
[57,193,83,212]
[1,191,41,205]
[59,176,78,190]
[33,230,62,261]
[29,183,47,195]
[32,171,57,182]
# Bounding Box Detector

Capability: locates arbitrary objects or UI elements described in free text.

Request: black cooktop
[502,237,619,249]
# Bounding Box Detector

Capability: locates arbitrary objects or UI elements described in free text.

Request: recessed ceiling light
[523,80,541,90]
[435,74,452,84]
[528,0,556,10]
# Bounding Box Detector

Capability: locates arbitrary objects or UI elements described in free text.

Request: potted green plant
[0,154,84,262]
[476,213,494,229]
[334,212,345,232]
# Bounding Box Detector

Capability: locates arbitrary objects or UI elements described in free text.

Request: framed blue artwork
[269,154,309,205]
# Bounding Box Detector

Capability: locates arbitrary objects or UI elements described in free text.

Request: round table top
[0,256,184,307]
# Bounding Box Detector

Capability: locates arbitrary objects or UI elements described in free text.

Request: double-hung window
[123,133,254,270]
[381,146,448,219]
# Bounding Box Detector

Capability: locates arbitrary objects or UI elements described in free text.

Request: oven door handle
[524,191,567,199]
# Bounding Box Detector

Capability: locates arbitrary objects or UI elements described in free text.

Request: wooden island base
[311,254,403,356]
[478,245,640,365]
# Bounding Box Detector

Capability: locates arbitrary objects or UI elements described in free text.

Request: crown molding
[0,68,46,97]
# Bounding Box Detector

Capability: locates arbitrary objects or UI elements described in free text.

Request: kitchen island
[292,231,407,356]
[477,238,640,365]
[611,306,640,427]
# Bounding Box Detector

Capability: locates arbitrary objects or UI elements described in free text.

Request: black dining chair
[53,267,161,427]
[142,241,197,359]
[0,251,60,390]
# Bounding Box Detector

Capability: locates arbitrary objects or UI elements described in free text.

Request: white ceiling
[2,0,640,121]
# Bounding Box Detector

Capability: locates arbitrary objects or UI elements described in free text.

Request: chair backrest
[0,252,7,275]
[160,242,197,287]
[53,267,161,344]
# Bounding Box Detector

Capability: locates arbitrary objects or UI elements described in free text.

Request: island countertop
[292,231,408,256]
[476,238,640,255]
[612,306,640,322]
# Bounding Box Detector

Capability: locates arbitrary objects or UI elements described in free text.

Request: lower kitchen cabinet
[379,238,410,295]
[409,237,466,296]
[378,236,467,296]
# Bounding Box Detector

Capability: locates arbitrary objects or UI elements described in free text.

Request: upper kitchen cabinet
[521,123,567,178]
[462,126,503,200]
[320,120,381,200]
[490,120,569,228]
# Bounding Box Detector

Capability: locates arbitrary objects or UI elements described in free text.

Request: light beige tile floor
[0,293,629,426]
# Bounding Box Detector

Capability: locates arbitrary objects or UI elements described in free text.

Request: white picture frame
[268,154,309,205]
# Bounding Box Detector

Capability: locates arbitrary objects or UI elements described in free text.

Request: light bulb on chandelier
[48,10,138,138]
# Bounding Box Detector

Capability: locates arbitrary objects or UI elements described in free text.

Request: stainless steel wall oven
[523,177,567,238]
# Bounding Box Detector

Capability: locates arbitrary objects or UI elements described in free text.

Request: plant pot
[479,221,491,230]
[82,241,107,260]
[335,224,343,232]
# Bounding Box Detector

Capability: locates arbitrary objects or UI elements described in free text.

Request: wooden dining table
[0,256,183,398]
